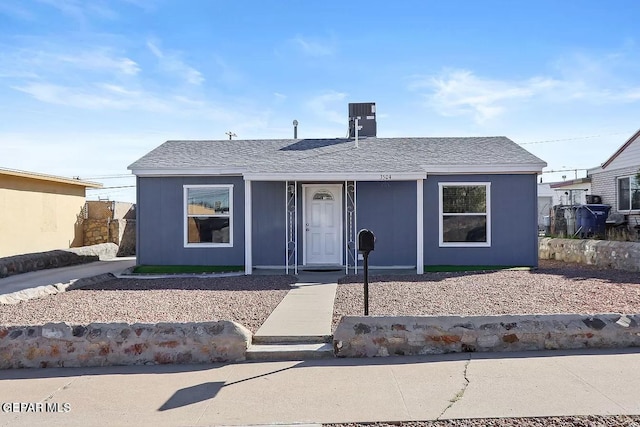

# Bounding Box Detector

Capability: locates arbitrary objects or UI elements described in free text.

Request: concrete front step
[252,334,331,344]
[246,342,335,361]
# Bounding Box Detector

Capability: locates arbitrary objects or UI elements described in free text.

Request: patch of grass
[424,265,531,273]
[132,265,244,274]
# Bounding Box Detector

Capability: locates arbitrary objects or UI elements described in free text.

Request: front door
[303,184,342,265]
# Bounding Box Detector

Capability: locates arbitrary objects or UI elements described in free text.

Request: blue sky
[2,0,640,202]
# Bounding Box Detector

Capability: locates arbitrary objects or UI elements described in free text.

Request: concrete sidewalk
[254,271,341,340]
[0,257,136,296]
[1,348,639,426]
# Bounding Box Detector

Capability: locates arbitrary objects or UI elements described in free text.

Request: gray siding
[252,181,286,266]
[137,176,245,266]
[424,174,538,267]
[137,175,539,269]
[357,181,417,266]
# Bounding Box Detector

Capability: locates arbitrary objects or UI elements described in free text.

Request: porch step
[252,334,331,344]
[246,342,334,361]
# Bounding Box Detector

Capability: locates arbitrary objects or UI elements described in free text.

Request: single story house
[588,128,640,228]
[0,167,102,258]
[128,103,547,274]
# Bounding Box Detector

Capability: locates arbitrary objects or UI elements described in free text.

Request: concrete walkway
[254,271,341,341]
[1,348,640,426]
[0,257,136,296]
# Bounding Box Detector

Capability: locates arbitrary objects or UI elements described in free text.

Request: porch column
[244,179,252,275]
[416,179,424,274]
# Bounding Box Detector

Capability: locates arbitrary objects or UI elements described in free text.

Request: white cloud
[411,46,640,125]
[0,47,140,79]
[411,69,559,123]
[291,35,335,56]
[36,0,118,21]
[147,40,204,85]
[306,90,348,124]
[0,1,35,20]
[58,51,140,75]
[12,82,169,111]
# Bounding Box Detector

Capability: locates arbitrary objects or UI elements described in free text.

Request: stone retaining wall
[0,243,118,279]
[0,321,251,369]
[539,237,640,271]
[333,314,640,357]
[83,219,136,256]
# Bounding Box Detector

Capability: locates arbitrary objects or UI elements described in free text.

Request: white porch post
[416,179,424,274]
[244,179,252,275]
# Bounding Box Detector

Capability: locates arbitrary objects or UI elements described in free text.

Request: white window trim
[616,176,640,213]
[438,182,491,248]
[184,184,233,248]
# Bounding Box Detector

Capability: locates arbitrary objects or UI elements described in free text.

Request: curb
[0,273,116,305]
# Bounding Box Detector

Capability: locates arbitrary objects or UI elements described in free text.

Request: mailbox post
[357,229,375,315]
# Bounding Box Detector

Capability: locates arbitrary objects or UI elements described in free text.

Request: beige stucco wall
[0,175,86,258]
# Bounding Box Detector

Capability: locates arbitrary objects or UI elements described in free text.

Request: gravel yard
[332,260,640,331]
[3,260,640,336]
[0,275,294,333]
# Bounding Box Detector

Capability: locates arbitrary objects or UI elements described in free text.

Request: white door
[304,185,342,265]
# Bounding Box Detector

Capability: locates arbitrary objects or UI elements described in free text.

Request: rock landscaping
[0,321,250,368]
[3,259,640,367]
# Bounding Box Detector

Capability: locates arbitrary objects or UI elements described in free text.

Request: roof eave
[0,168,102,188]
[243,171,427,181]
[423,163,547,174]
[130,167,246,177]
[600,128,640,169]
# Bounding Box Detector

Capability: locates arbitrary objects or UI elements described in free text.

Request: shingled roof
[129,136,546,177]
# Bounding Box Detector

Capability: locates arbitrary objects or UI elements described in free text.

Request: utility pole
[225,132,237,140]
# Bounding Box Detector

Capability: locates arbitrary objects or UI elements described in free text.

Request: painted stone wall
[0,243,118,279]
[82,201,136,256]
[333,314,640,358]
[539,237,640,271]
[0,321,251,369]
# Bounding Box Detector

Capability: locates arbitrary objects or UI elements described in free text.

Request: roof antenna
[225,131,237,140]
[293,120,298,139]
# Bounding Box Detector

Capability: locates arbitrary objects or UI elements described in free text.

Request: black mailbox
[358,229,375,252]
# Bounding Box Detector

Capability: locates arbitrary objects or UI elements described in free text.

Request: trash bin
[576,204,611,238]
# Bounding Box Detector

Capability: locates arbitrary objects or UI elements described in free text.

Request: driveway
[0,257,136,296]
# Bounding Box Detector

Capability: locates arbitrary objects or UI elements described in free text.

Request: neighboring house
[128,103,547,274]
[588,128,640,227]
[0,167,102,258]
[538,178,593,236]
[537,182,554,229]
[549,178,592,206]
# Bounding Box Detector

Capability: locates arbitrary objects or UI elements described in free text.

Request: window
[184,185,233,247]
[617,176,640,211]
[312,190,334,200]
[439,182,491,247]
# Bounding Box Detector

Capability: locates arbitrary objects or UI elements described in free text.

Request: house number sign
[380,174,392,180]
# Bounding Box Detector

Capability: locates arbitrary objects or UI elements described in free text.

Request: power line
[519,131,632,145]
[87,185,136,190]
[541,168,588,174]
[81,174,134,179]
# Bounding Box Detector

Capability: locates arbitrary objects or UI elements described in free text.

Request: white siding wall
[551,182,592,205]
[591,165,640,231]
[606,135,640,170]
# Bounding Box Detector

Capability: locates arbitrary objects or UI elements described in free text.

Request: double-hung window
[439,182,491,247]
[184,185,233,247]
[617,176,640,211]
